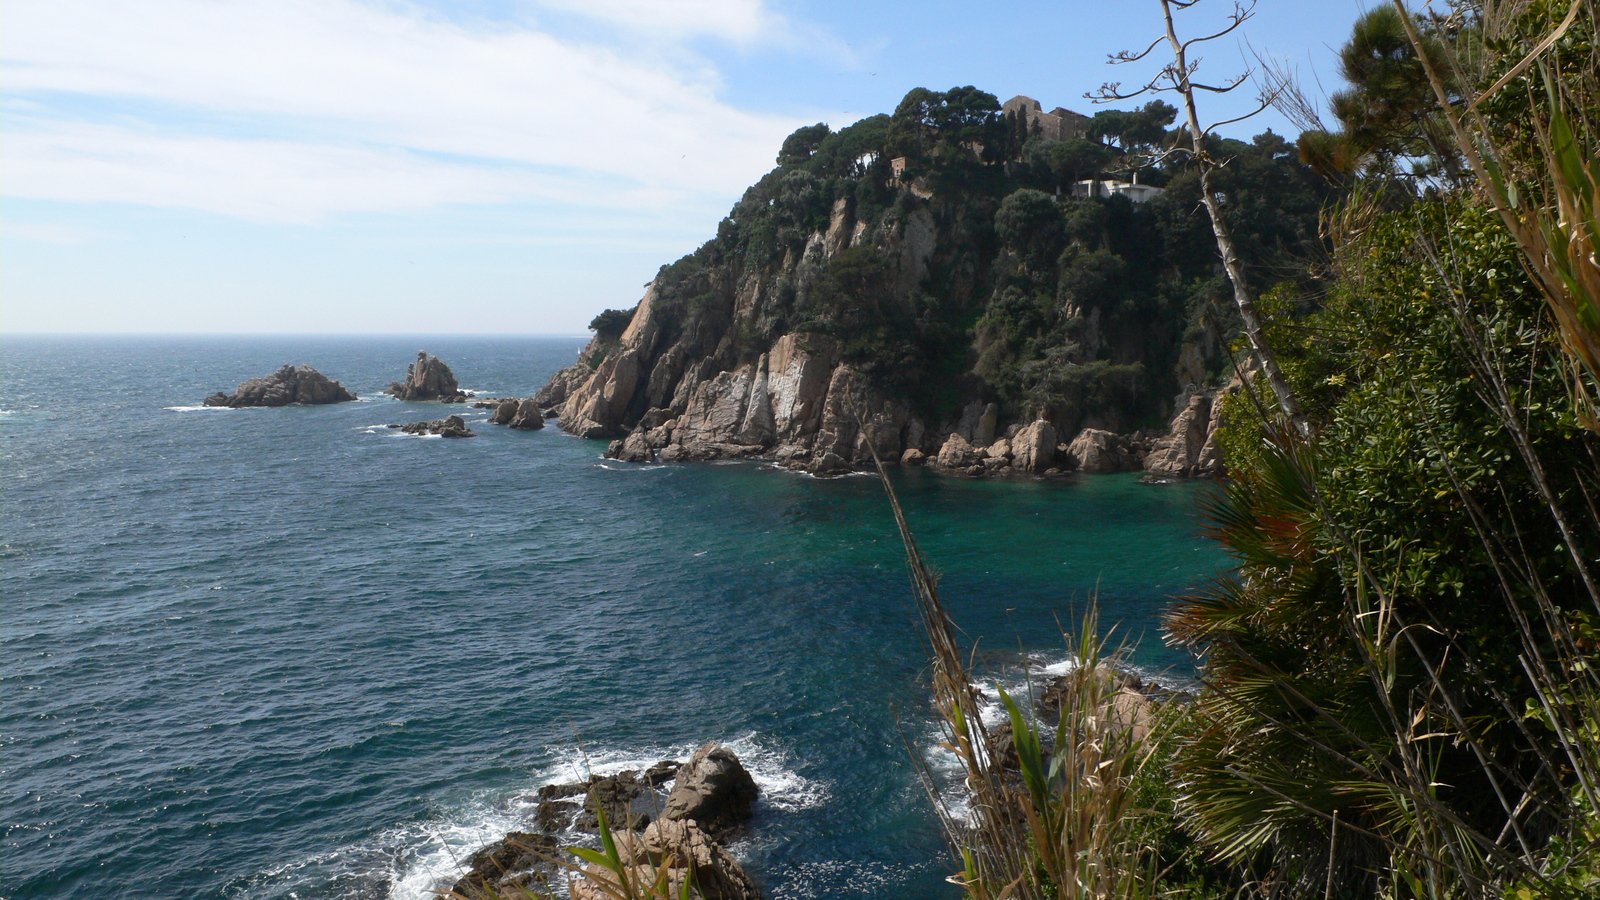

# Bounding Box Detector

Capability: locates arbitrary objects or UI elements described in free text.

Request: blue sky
[2,0,1372,334]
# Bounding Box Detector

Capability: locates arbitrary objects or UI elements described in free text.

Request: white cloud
[534,0,776,44]
[0,0,820,223]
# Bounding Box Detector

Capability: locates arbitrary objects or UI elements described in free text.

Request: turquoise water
[0,336,1229,898]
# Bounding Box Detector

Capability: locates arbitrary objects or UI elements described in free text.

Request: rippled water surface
[1,335,1230,898]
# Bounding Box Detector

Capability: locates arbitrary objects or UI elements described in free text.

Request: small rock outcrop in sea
[661,743,760,840]
[486,397,545,430]
[454,743,761,900]
[385,351,466,402]
[388,414,474,438]
[203,365,357,407]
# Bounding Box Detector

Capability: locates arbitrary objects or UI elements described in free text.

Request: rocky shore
[533,306,1237,480]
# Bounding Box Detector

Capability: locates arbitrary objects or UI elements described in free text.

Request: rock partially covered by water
[447,831,558,899]
[662,743,759,840]
[531,760,680,835]
[391,414,474,438]
[386,351,465,402]
[487,397,545,430]
[203,365,357,407]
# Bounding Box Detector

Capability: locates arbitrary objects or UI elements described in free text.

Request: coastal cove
[0,335,1229,899]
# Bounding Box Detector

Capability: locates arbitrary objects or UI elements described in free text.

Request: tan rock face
[1067,428,1140,473]
[936,433,976,468]
[1144,393,1212,478]
[1010,419,1058,474]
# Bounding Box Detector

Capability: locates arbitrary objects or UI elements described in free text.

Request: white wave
[387,804,535,900]
[0,408,14,415]
[593,462,669,472]
[163,404,231,412]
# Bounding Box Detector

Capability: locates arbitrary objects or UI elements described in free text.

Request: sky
[1,0,1374,335]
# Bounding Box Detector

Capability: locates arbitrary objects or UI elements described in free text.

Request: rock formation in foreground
[386,351,466,402]
[203,365,357,407]
[450,742,761,900]
[387,414,474,438]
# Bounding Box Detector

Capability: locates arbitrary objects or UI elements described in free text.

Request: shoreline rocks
[204,365,357,408]
[385,351,466,402]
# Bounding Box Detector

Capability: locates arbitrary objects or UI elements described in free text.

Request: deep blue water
[0,336,1229,899]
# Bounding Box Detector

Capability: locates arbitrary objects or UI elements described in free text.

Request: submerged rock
[203,365,357,408]
[390,414,474,438]
[386,350,466,402]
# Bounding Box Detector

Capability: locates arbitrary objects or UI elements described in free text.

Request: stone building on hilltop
[1002,95,1090,143]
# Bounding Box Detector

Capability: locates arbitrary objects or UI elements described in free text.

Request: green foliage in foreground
[910,4,1600,897]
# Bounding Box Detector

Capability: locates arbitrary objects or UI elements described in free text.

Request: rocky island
[203,364,357,407]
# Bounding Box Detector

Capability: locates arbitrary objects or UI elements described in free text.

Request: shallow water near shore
[1,335,1230,899]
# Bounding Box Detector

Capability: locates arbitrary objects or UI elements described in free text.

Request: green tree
[777,122,831,167]
[588,308,634,340]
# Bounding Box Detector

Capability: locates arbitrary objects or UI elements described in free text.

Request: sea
[0,335,1231,899]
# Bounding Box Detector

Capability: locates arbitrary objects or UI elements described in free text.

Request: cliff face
[552,198,1004,473]
[539,88,1327,477]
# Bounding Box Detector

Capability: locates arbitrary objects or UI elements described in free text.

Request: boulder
[1010,419,1058,474]
[661,743,759,839]
[1037,668,1159,743]
[985,437,1012,460]
[572,818,760,900]
[489,398,520,425]
[900,447,927,466]
[935,433,976,469]
[392,414,474,438]
[386,351,466,401]
[1066,428,1139,473]
[203,365,357,407]
[808,452,852,476]
[609,431,656,463]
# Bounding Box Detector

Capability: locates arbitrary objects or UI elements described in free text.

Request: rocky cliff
[537,87,1325,478]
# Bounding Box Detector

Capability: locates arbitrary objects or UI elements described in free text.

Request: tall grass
[865,443,1195,899]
